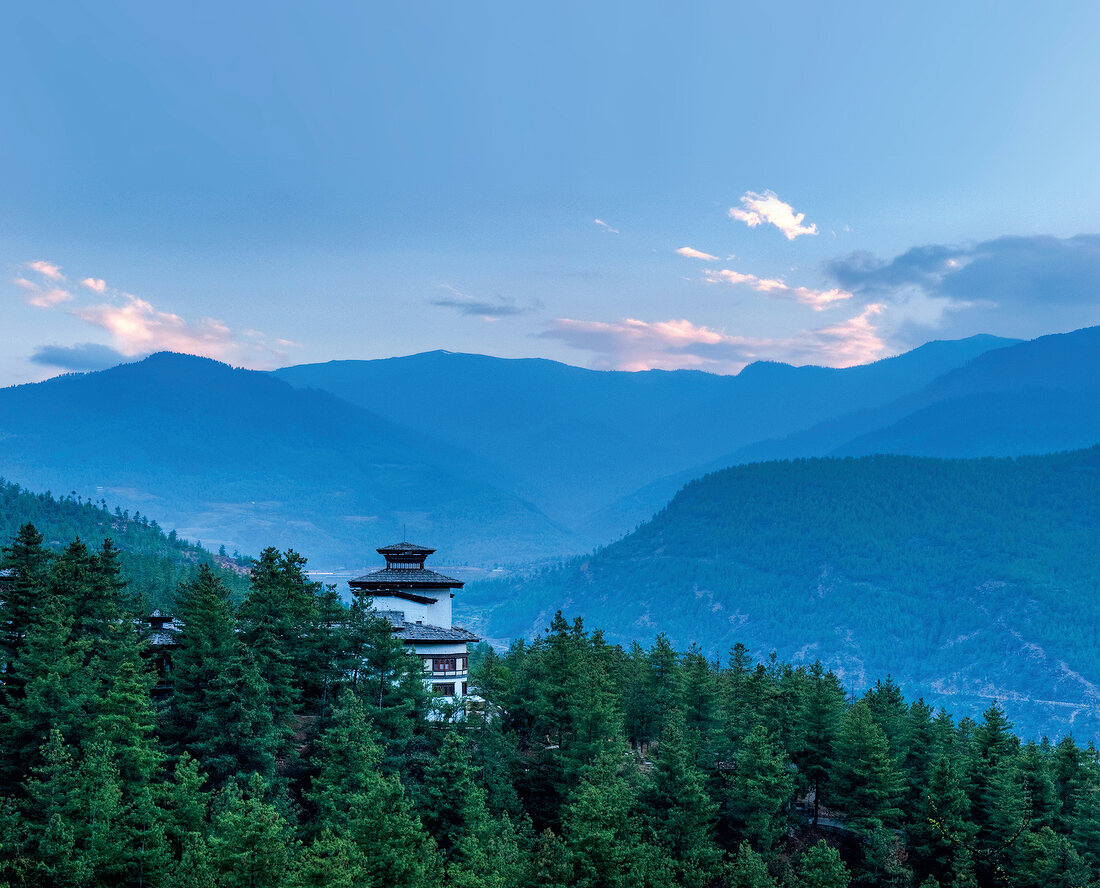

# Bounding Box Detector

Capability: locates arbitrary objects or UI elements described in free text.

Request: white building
[348,541,479,698]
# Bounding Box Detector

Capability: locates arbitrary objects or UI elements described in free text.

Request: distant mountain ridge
[0,353,578,567]
[274,333,1018,542]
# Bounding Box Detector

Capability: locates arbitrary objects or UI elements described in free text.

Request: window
[433,683,455,696]
[462,681,468,696]
[433,657,457,672]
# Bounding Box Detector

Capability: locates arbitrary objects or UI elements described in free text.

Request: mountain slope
[466,448,1100,737]
[0,478,250,607]
[0,353,577,567]
[722,326,1100,464]
[274,334,1016,538]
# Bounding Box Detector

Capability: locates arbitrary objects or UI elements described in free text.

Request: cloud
[432,285,539,321]
[28,260,65,281]
[13,277,73,308]
[539,306,887,373]
[30,342,129,371]
[825,233,1100,339]
[13,257,296,369]
[676,246,720,261]
[67,293,293,367]
[593,218,620,234]
[705,267,851,310]
[730,190,818,240]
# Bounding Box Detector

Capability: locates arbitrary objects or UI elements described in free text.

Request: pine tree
[0,596,91,789]
[165,566,277,785]
[0,523,52,701]
[645,710,722,888]
[207,773,296,888]
[831,701,904,833]
[796,661,846,825]
[796,840,851,888]
[562,749,673,888]
[729,842,777,888]
[308,692,438,887]
[345,596,429,764]
[238,548,320,741]
[724,724,794,856]
[909,753,977,886]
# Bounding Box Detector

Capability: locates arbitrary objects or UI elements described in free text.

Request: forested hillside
[468,448,1100,739]
[2,525,1097,887]
[0,479,248,607]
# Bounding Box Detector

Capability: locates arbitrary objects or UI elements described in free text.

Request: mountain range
[6,326,1100,570]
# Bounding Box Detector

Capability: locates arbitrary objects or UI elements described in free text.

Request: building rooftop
[377,541,436,556]
[350,566,464,589]
[375,609,479,643]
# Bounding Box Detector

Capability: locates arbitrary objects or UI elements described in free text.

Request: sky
[4,1,1100,385]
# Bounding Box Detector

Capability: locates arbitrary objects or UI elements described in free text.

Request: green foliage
[5,521,1100,888]
[0,479,249,609]
[476,448,1100,738]
[796,840,851,888]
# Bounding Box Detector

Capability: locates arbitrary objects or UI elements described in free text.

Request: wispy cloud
[28,260,65,281]
[72,294,286,365]
[14,277,73,308]
[540,306,887,373]
[704,268,851,310]
[676,246,720,261]
[729,190,817,240]
[593,218,620,234]
[13,257,295,369]
[432,284,540,321]
[30,342,128,372]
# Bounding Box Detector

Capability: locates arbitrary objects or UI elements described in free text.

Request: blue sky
[5,2,1100,385]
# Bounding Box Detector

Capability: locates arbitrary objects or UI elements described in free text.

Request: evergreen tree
[644,710,722,888]
[0,523,52,701]
[238,548,321,741]
[345,595,429,764]
[909,753,977,886]
[796,840,851,888]
[831,701,904,833]
[796,661,845,825]
[562,749,674,888]
[207,773,296,888]
[165,566,277,785]
[724,724,794,856]
[729,842,777,888]
[308,692,438,886]
[0,596,90,788]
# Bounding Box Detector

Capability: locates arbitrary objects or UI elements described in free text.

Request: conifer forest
[3,523,1099,888]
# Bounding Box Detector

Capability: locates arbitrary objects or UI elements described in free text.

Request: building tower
[348,541,479,698]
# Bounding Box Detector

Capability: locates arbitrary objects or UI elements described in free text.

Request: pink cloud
[676,246,720,261]
[541,305,888,373]
[729,190,818,240]
[71,294,293,368]
[705,268,851,310]
[14,277,73,308]
[81,277,107,293]
[28,260,65,281]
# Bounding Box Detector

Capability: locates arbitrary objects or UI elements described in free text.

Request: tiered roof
[350,540,464,591]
